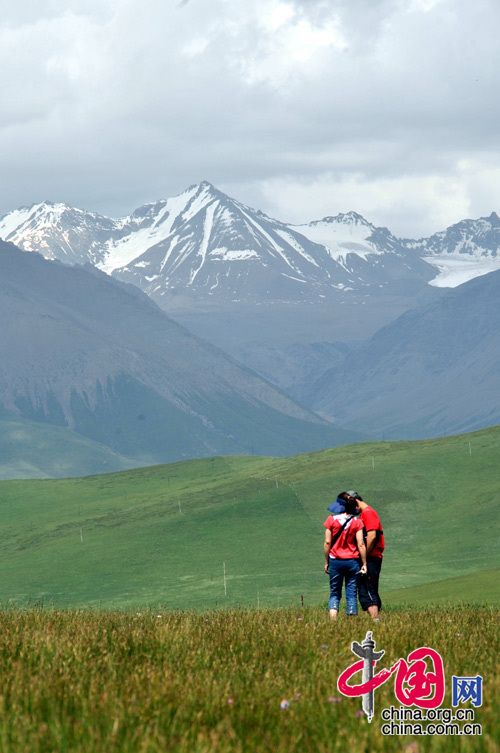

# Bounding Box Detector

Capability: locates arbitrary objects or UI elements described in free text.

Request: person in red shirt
[346,491,384,620]
[323,496,367,620]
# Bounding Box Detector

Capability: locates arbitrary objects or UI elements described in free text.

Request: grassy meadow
[0,426,499,609]
[0,427,499,751]
[0,606,497,753]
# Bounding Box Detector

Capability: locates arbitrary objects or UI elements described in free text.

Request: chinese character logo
[452,676,483,708]
[337,631,445,722]
[337,631,386,722]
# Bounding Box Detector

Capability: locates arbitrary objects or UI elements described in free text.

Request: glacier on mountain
[0,183,498,301]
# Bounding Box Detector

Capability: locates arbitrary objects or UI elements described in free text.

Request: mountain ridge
[305,268,500,438]
[0,240,359,468]
[2,183,499,301]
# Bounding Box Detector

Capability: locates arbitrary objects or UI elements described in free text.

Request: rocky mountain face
[5,183,498,304]
[112,184,435,303]
[0,202,118,266]
[407,211,500,256]
[402,211,500,287]
[2,186,498,445]
[305,269,500,438]
[0,241,358,467]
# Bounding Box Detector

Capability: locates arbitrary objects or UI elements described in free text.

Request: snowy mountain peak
[2,183,500,297]
[311,210,373,228]
[197,179,217,191]
[0,200,117,265]
[292,210,387,264]
[127,199,168,221]
[112,182,346,300]
[404,210,500,288]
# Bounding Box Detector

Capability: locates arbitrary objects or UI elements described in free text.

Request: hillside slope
[0,418,135,479]
[0,241,357,467]
[0,426,498,609]
[307,269,500,438]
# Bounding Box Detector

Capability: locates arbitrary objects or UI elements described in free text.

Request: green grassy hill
[0,417,135,479]
[0,426,499,609]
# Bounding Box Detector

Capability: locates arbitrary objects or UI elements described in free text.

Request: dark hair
[344,497,359,515]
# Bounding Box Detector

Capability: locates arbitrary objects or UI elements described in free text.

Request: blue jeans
[328,558,360,614]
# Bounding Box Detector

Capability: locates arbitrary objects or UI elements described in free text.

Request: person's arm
[324,528,332,573]
[365,530,377,555]
[356,529,367,574]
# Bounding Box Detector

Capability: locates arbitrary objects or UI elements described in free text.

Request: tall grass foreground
[0,606,497,753]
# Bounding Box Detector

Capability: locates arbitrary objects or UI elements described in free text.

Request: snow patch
[210,247,259,261]
[295,219,380,262]
[274,229,319,267]
[188,202,217,284]
[425,255,500,287]
[0,204,43,241]
[100,185,199,273]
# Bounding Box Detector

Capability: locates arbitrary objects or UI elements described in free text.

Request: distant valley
[0,241,358,477]
[2,180,498,358]
[1,185,499,474]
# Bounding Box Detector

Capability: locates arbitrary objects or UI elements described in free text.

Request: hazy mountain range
[0,240,359,476]
[0,184,499,477]
[1,182,499,305]
[305,269,500,438]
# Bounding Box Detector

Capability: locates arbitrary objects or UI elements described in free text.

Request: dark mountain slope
[0,242,358,465]
[307,270,500,438]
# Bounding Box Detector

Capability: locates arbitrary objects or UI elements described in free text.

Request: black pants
[358,556,382,611]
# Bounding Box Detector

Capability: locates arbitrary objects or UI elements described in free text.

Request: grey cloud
[0,0,498,235]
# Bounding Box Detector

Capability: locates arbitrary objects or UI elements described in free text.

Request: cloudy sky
[1,0,498,236]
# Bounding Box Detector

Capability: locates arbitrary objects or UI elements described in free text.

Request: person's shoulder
[325,513,344,528]
[361,505,381,526]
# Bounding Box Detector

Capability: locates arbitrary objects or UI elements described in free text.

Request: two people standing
[323,490,384,620]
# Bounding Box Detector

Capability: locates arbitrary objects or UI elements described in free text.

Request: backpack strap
[330,515,354,550]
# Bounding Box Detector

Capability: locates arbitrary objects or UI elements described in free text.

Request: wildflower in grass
[320,644,329,651]
[328,696,342,704]
[403,743,420,753]
[227,697,234,706]
[355,710,364,718]
[280,699,290,710]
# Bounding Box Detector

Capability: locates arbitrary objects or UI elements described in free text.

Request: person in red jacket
[323,496,367,620]
[346,491,384,620]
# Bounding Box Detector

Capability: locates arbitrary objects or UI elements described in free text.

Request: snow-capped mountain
[1,183,498,300]
[292,211,432,290]
[295,211,381,260]
[0,202,119,266]
[114,182,363,302]
[113,183,436,302]
[0,240,357,465]
[403,212,500,287]
[100,190,200,274]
